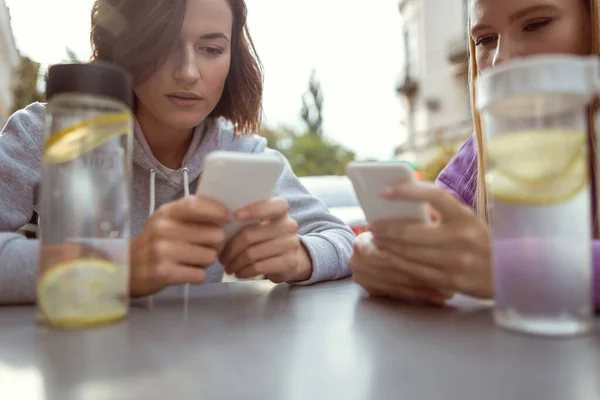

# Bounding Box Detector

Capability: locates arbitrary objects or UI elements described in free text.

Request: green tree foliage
[64,47,82,63]
[420,145,457,181]
[260,70,355,177]
[11,55,44,113]
[300,70,324,137]
[284,133,355,176]
[260,125,355,177]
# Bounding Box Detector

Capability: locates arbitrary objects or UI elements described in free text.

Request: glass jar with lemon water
[477,55,600,336]
[37,62,133,329]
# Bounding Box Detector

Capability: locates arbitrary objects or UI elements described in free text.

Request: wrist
[128,236,153,298]
[292,243,313,282]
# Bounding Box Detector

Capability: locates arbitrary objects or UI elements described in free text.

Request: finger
[348,248,394,274]
[352,232,388,262]
[226,235,299,274]
[162,196,231,224]
[349,241,454,299]
[369,220,444,246]
[370,244,453,291]
[220,217,298,265]
[352,256,453,298]
[348,234,393,275]
[376,239,491,297]
[381,182,472,221]
[353,273,449,306]
[237,253,296,282]
[151,218,226,248]
[428,204,443,223]
[375,239,458,273]
[236,197,289,222]
[156,241,219,268]
[165,264,207,286]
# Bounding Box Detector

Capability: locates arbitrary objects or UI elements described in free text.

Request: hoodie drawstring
[181,167,191,308]
[148,169,157,217]
[146,167,192,308]
[147,169,157,309]
[182,167,190,196]
[148,167,191,216]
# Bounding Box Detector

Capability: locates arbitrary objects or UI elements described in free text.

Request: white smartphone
[197,151,284,241]
[346,161,430,224]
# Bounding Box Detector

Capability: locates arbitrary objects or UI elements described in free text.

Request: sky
[5,0,407,160]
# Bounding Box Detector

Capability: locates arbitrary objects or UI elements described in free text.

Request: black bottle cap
[45,61,133,108]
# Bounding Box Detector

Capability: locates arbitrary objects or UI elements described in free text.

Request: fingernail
[237,210,250,220]
[430,296,447,306]
[382,186,395,196]
[374,249,388,260]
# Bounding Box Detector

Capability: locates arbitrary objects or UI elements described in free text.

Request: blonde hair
[468,0,600,236]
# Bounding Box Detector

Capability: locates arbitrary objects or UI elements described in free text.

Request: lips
[166,92,203,107]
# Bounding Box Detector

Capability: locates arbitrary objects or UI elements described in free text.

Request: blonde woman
[349,0,600,310]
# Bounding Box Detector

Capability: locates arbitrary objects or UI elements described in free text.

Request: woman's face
[134,0,233,130]
[470,0,591,71]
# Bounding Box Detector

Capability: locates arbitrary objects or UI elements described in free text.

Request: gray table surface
[0,279,599,400]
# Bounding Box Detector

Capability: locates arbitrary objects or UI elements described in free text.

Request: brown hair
[90,0,263,135]
[468,0,600,237]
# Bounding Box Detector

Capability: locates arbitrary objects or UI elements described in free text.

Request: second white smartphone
[197,151,284,241]
[346,161,430,224]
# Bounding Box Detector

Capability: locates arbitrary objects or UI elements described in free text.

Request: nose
[174,46,201,83]
[492,37,519,68]
[492,36,521,67]
[492,36,535,67]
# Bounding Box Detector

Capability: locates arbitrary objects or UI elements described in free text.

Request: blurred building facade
[395,0,471,164]
[0,0,18,126]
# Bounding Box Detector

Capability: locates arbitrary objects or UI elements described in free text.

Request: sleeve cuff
[0,235,39,305]
[290,234,351,286]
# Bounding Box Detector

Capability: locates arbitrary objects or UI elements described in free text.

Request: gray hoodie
[0,102,354,304]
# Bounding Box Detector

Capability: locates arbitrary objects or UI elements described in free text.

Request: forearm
[0,234,39,305]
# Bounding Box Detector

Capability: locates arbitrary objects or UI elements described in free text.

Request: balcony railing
[398,0,411,13]
[396,75,420,99]
[394,119,473,156]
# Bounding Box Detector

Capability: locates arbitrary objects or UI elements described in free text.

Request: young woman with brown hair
[0,0,354,304]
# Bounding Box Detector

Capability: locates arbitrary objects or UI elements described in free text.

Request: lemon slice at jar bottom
[38,258,126,328]
[43,113,132,165]
[488,159,588,206]
[487,129,585,185]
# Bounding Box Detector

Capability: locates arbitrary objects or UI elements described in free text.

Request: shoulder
[4,102,46,131]
[435,134,478,207]
[1,102,46,149]
[215,119,268,154]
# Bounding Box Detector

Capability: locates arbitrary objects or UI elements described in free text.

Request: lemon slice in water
[488,158,588,206]
[38,258,126,328]
[486,129,586,185]
[43,113,132,165]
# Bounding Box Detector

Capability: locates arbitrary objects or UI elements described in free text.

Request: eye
[475,35,497,47]
[524,18,552,32]
[198,46,224,56]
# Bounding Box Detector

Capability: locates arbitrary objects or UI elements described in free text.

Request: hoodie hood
[133,118,220,191]
[129,116,267,234]
[132,118,221,218]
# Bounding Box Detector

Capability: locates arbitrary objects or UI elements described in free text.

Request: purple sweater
[436,135,600,311]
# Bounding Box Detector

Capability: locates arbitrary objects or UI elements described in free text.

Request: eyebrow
[200,32,230,41]
[470,4,559,36]
[508,4,558,22]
